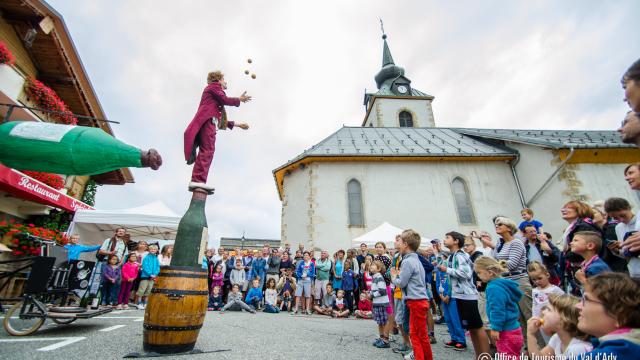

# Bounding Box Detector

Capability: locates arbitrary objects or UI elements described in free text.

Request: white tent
[67,201,181,246]
[350,222,431,249]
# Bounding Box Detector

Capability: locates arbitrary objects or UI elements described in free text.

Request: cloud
[48,0,640,246]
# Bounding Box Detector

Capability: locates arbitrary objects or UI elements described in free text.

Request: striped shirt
[493,238,527,280]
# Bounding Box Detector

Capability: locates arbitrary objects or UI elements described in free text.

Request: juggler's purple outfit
[183,82,239,183]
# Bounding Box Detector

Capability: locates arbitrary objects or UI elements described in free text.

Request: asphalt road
[1,308,475,360]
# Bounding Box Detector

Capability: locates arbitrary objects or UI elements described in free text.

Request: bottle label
[10,121,75,142]
[198,227,208,265]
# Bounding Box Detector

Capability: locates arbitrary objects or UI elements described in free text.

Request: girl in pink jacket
[117,253,140,309]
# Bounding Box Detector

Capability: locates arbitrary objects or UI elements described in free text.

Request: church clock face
[397,85,408,94]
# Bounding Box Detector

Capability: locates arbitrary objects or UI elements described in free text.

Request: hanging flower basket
[24,77,78,125]
[0,220,69,257]
[0,41,15,66]
[21,170,65,190]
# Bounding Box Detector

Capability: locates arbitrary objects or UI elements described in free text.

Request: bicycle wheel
[3,301,45,336]
[52,317,76,325]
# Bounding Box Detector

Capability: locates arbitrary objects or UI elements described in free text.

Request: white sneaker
[188,182,215,192]
[403,351,414,360]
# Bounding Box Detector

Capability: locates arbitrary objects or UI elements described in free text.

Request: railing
[0,102,119,124]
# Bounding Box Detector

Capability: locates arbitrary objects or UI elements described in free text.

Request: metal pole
[0,102,119,124]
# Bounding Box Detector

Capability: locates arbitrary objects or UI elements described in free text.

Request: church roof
[455,128,632,149]
[280,127,516,165]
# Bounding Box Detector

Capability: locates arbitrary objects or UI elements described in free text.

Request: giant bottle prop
[0,121,161,174]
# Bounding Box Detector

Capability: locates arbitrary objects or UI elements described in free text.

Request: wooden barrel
[143,266,208,353]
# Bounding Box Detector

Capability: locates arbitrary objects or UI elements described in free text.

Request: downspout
[509,153,527,209]
[526,147,576,208]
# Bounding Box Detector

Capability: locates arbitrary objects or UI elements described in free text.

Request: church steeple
[374,33,406,90]
[382,34,395,67]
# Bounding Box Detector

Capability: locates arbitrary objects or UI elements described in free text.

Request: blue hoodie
[485,278,523,331]
[140,253,160,279]
[581,328,640,360]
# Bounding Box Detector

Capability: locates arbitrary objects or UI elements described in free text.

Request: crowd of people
[62,58,640,360]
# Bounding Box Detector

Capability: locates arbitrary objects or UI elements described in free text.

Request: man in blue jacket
[293,251,315,315]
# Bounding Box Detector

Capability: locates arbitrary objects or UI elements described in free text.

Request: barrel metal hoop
[158,272,207,279]
[151,288,209,296]
[143,323,203,331]
[160,265,207,273]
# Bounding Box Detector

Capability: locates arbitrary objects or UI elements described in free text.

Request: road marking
[134,318,144,322]
[99,316,143,320]
[99,324,126,332]
[0,337,86,351]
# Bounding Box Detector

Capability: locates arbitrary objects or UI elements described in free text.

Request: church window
[451,177,476,225]
[347,179,364,226]
[399,111,413,127]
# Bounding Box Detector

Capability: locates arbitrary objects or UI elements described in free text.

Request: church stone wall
[365,98,435,128]
[280,165,312,251]
[282,160,522,255]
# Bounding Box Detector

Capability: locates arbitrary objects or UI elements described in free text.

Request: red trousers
[406,299,433,360]
[191,120,217,183]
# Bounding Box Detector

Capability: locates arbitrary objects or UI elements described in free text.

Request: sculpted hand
[237,123,249,130]
[239,91,252,103]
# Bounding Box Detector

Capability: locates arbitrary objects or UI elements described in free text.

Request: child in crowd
[370,260,390,348]
[221,284,256,313]
[263,278,280,313]
[391,229,433,360]
[229,258,246,300]
[519,208,544,234]
[440,231,490,358]
[277,268,296,311]
[362,261,373,292]
[135,244,160,310]
[354,292,372,319]
[341,260,357,314]
[101,254,120,307]
[245,278,264,310]
[64,234,101,262]
[527,294,592,359]
[474,256,523,358]
[211,264,224,292]
[435,259,466,350]
[208,285,223,311]
[332,289,349,318]
[528,261,564,343]
[391,234,412,355]
[117,253,139,309]
[577,272,640,359]
[570,231,611,288]
[313,283,335,316]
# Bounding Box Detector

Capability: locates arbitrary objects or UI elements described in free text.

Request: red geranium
[21,171,65,190]
[0,221,69,256]
[24,77,78,125]
[0,41,15,66]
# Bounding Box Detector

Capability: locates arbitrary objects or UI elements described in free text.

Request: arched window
[347,179,364,226]
[399,111,413,127]
[451,177,476,224]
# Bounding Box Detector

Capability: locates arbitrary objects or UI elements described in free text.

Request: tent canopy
[350,222,431,249]
[67,201,180,246]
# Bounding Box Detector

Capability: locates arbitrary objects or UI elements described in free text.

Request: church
[272,34,640,254]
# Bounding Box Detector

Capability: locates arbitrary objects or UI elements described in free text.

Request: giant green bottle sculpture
[0,121,162,174]
[171,189,209,267]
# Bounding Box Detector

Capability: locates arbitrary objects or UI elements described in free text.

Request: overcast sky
[48,0,640,246]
